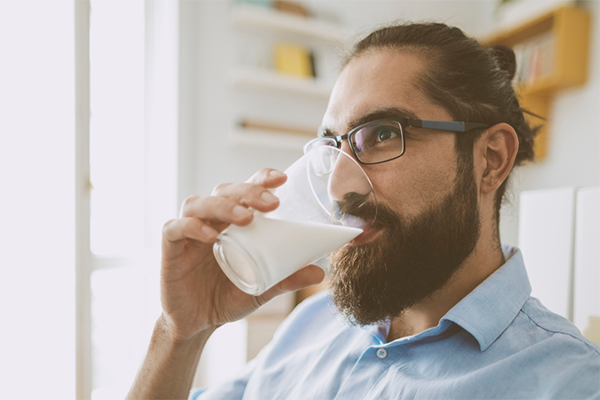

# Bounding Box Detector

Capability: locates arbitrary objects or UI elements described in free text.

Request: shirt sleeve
[191,292,333,400]
[543,339,600,399]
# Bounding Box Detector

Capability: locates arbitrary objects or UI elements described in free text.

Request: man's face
[322,50,481,325]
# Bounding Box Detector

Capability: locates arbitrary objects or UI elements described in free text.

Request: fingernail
[233,205,251,218]
[269,170,285,178]
[261,191,278,204]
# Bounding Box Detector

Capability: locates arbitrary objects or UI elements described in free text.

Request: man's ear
[478,123,519,195]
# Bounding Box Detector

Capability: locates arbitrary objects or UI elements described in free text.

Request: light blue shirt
[194,246,600,399]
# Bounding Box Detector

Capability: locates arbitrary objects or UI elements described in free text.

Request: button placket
[334,346,395,400]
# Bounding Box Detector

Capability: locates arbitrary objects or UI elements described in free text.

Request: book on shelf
[273,0,309,17]
[273,42,316,79]
[234,0,310,17]
[512,31,554,86]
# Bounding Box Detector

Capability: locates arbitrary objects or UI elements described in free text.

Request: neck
[386,230,505,342]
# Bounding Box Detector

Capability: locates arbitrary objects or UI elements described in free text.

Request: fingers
[210,168,287,213]
[246,168,287,188]
[165,196,255,246]
[256,265,325,305]
[163,217,220,244]
[209,182,279,214]
[180,195,255,225]
[165,168,287,245]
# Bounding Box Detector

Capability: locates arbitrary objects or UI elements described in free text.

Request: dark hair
[346,23,539,227]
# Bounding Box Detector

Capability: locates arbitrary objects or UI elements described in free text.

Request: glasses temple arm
[407,119,490,132]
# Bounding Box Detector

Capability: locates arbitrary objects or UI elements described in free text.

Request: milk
[214,213,362,295]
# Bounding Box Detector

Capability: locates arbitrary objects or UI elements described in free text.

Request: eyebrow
[319,107,421,137]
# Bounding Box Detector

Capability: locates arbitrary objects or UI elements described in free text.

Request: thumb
[256,264,325,305]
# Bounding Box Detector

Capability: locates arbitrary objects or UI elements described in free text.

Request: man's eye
[374,127,399,142]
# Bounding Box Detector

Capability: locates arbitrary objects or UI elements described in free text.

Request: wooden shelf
[231,3,351,45]
[230,67,332,98]
[484,5,590,160]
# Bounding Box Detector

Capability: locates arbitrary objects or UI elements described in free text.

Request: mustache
[335,192,406,232]
[334,191,378,226]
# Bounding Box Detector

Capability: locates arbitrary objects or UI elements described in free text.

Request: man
[128,23,600,399]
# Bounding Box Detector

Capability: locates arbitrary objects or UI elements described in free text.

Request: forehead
[322,49,451,133]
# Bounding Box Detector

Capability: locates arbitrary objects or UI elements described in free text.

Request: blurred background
[0,0,598,399]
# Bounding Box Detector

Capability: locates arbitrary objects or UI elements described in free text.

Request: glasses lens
[308,143,339,177]
[303,137,337,155]
[352,121,404,163]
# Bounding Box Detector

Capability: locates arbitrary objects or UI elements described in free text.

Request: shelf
[483,5,590,160]
[229,4,344,153]
[229,128,312,152]
[516,75,557,98]
[231,3,351,45]
[485,5,589,96]
[230,67,332,98]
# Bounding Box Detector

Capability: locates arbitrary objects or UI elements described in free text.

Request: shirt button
[376,348,388,359]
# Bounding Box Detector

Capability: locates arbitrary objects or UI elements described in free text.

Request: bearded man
[127,23,600,400]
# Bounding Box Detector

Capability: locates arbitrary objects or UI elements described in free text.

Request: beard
[329,167,481,326]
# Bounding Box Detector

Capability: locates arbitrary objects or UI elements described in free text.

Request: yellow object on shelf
[273,42,313,78]
[484,5,590,161]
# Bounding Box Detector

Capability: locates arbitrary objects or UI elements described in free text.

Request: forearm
[127,314,216,400]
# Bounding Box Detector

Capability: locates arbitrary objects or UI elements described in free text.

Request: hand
[159,168,325,342]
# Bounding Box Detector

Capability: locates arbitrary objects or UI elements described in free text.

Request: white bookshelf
[231,3,351,45]
[230,67,332,98]
[230,3,346,149]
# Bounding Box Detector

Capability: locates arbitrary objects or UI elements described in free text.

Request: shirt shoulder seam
[519,308,600,356]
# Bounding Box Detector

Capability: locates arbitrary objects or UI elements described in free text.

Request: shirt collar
[441,245,531,351]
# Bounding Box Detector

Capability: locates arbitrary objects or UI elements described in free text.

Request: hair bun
[489,44,517,82]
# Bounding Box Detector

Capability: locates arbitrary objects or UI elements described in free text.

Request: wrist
[127,315,217,400]
[156,313,217,347]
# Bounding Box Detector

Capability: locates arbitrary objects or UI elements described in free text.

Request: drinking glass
[213,145,377,295]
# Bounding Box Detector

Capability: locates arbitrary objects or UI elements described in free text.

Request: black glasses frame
[307,118,491,165]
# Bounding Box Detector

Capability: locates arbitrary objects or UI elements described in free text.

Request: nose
[338,139,355,159]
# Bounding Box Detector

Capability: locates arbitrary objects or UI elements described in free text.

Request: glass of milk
[213,144,377,295]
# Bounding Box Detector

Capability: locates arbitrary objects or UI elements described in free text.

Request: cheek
[368,155,457,218]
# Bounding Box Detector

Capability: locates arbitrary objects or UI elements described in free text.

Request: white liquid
[214,214,362,295]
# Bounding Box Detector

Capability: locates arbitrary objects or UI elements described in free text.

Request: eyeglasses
[303,118,490,165]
